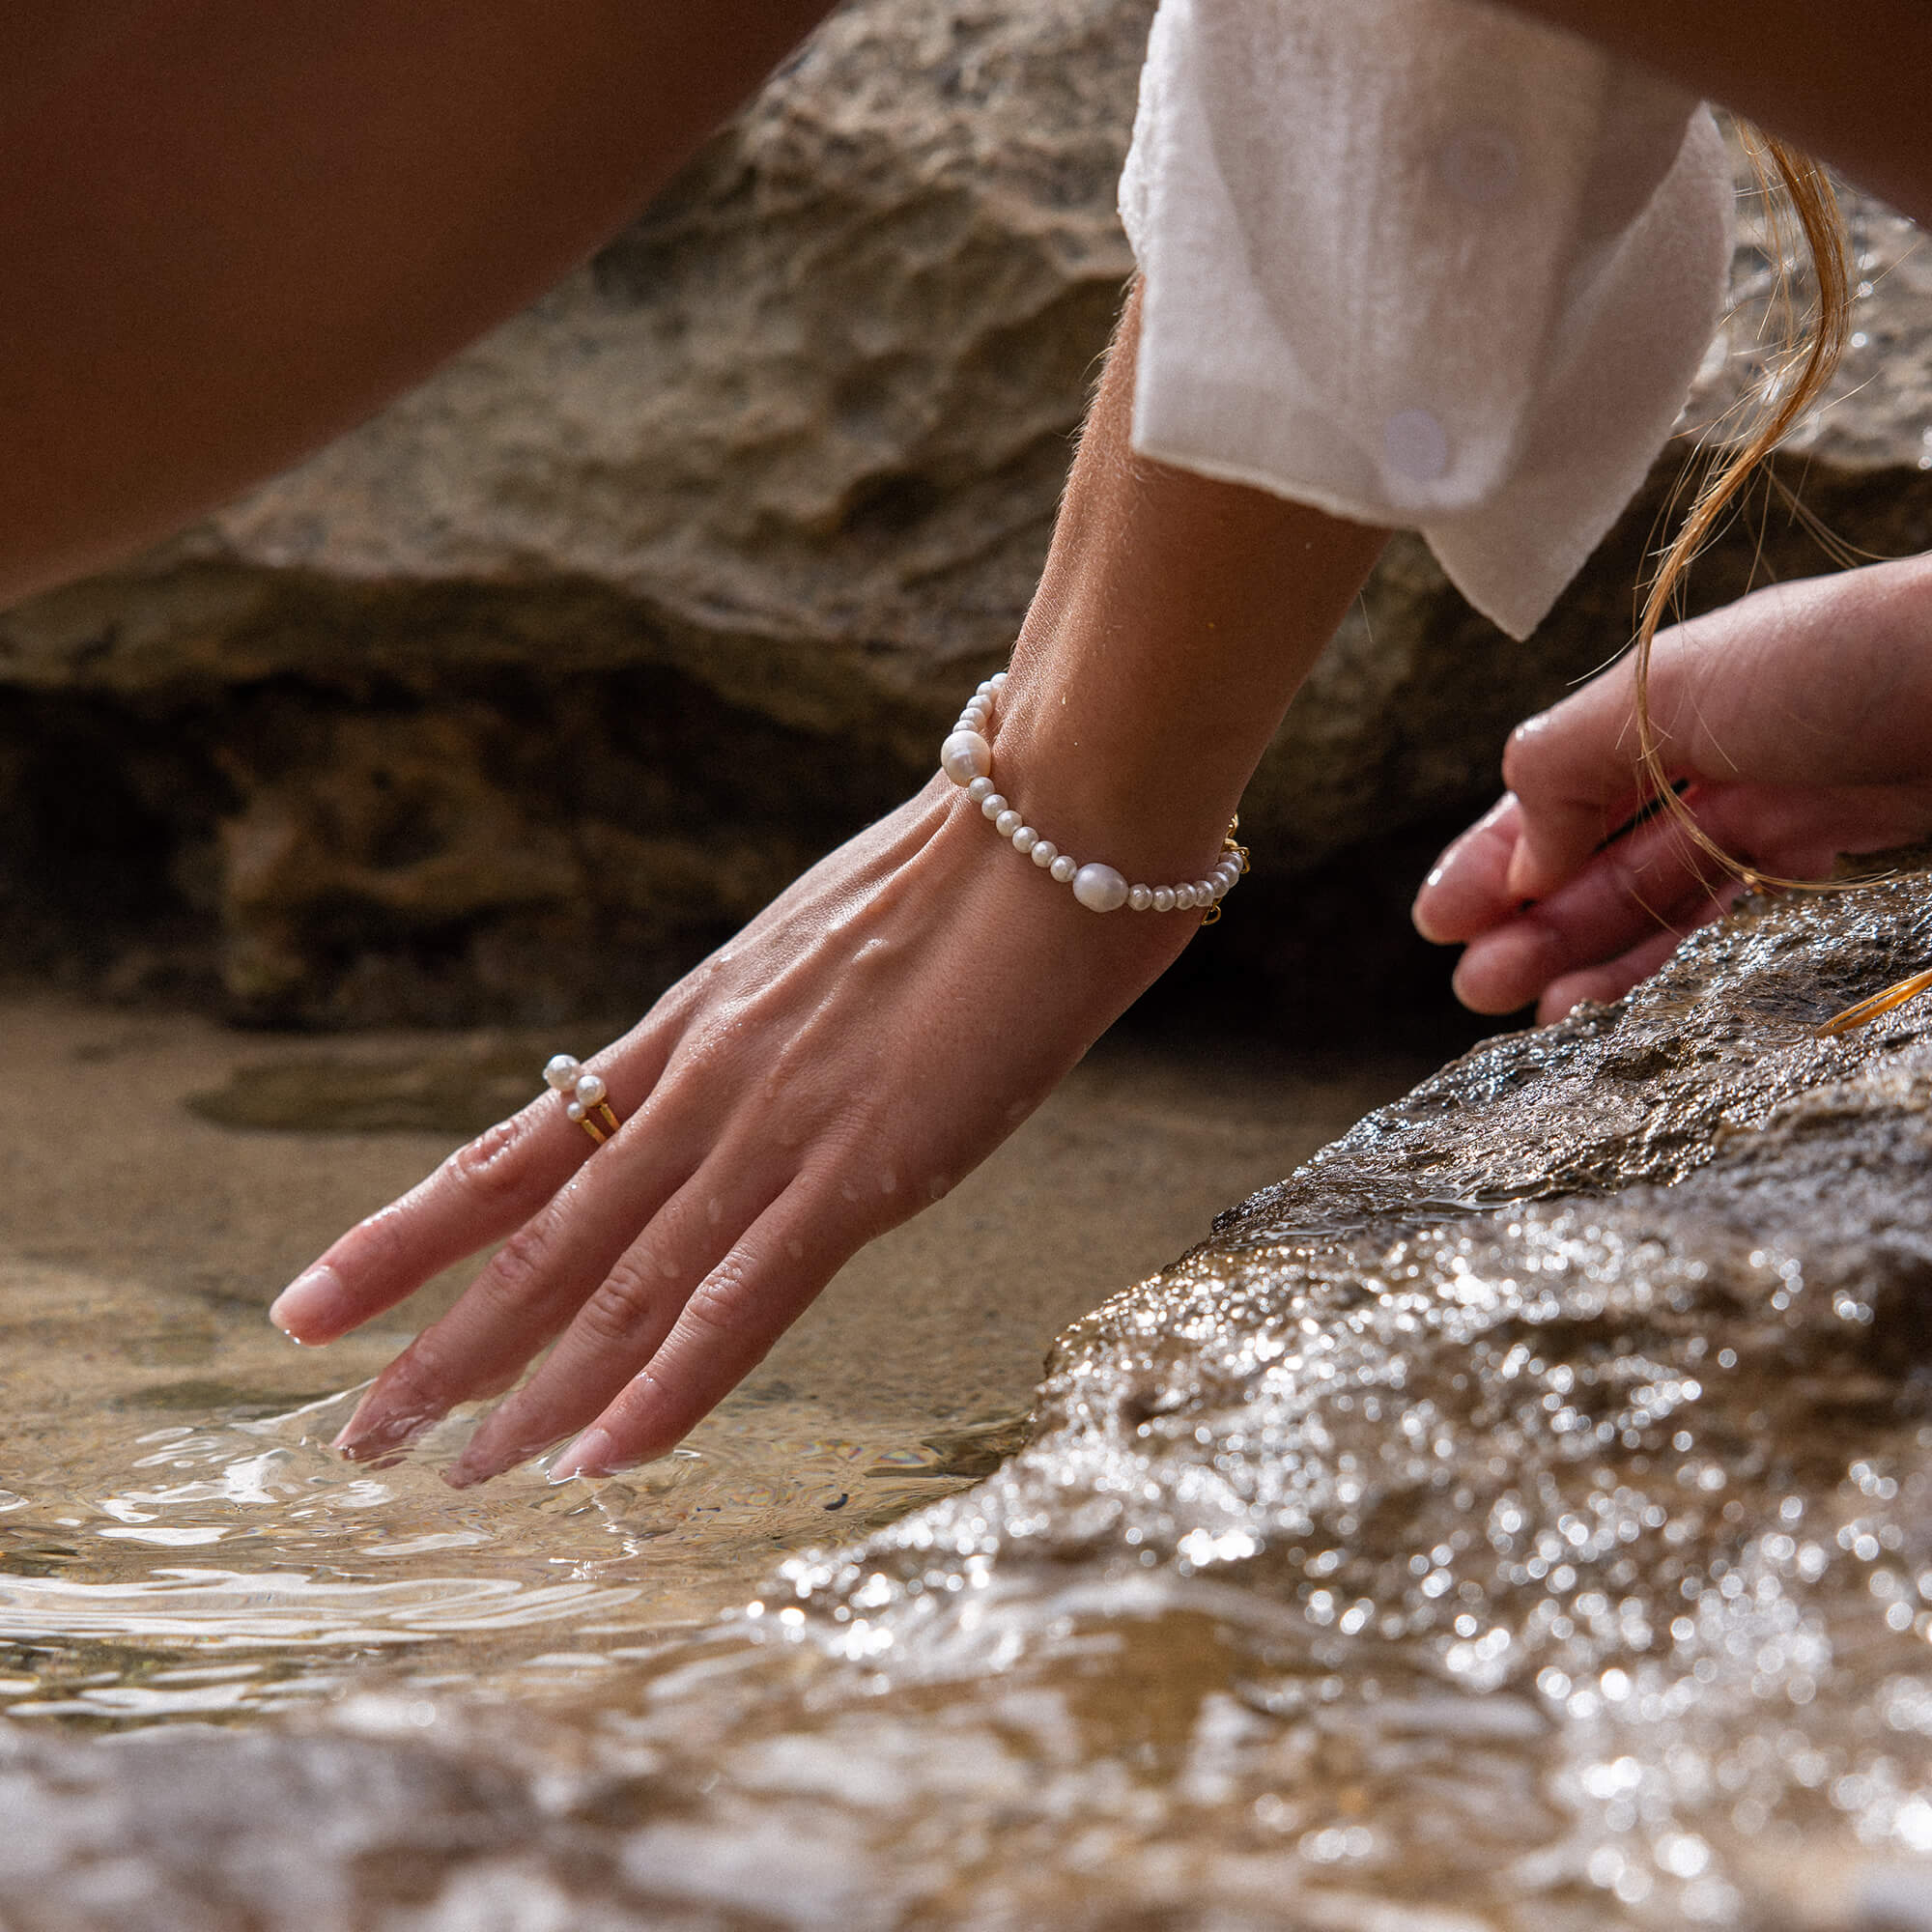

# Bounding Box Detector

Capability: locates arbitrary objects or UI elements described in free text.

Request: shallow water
[7,890,1932,1932]
[0,997,1405,1735]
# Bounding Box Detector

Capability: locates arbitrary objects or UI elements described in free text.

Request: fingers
[1502,557,1932,900]
[1435,768,1932,1018]
[1447,795,1740,1014]
[329,1058,733,1464]
[1411,792,1524,944]
[269,1037,671,1347]
[445,1157,810,1485]
[546,1181,845,1482]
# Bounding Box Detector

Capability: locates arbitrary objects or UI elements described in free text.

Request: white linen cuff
[1119,0,1734,639]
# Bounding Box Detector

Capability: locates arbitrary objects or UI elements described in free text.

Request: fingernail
[270,1264,350,1342]
[329,1387,378,1455]
[550,1426,615,1483]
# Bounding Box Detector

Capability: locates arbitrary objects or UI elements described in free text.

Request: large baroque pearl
[941,730,993,785]
[1071,862,1128,913]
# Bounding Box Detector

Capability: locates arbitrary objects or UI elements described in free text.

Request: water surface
[0,996,1406,1732]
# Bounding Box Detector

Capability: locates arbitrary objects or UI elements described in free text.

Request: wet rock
[9,871,1932,1929]
[730,870,1932,1925]
[0,11,1928,1023]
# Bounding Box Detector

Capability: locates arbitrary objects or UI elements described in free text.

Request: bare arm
[277,287,1388,1481]
[1503,0,1932,222]
[0,0,835,604]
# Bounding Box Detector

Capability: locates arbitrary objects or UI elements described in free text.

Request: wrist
[938,672,1248,918]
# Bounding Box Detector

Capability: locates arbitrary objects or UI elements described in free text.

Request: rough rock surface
[6,872,1932,1928]
[1,1,1928,1021]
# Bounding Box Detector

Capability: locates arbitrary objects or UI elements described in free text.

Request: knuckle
[674,1275,746,1350]
[376,1338,457,1421]
[341,1199,412,1278]
[577,1260,666,1350]
[475,1220,558,1306]
[449,1113,541,1208]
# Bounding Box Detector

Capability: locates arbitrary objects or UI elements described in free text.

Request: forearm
[1500,0,1932,224]
[993,282,1388,893]
[0,0,835,605]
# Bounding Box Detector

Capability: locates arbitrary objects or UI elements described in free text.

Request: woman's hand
[270,776,1201,1485]
[268,282,1386,1483]
[1413,554,1932,1022]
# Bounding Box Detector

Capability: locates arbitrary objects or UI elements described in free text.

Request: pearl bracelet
[940,671,1249,919]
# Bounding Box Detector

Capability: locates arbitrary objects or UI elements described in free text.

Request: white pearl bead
[1049,855,1076,884]
[977,679,996,696]
[1152,887,1175,912]
[1030,840,1057,868]
[995,809,1022,838]
[1174,884,1195,910]
[1128,885,1151,911]
[1071,863,1128,913]
[544,1054,581,1092]
[1195,880,1213,902]
[942,731,992,786]
[566,1099,585,1122]
[990,671,1009,689]
[1012,826,1037,855]
[980,792,1007,819]
[575,1071,607,1107]
[967,777,994,804]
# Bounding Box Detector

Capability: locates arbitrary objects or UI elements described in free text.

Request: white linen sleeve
[1119,0,1734,640]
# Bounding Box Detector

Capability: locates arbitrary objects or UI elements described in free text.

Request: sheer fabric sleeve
[1118,0,1734,639]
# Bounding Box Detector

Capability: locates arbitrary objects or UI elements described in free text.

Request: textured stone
[736,867,1932,1925]
[0,1,1927,1020]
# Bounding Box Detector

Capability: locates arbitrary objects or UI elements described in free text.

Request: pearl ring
[543,1054,620,1145]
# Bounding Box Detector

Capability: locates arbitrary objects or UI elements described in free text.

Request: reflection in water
[0,1384,984,1724]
